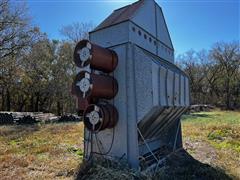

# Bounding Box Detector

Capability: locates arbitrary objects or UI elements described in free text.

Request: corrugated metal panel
[166,70,174,106]
[152,62,160,106]
[141,107,172,138]
[159,66,167,106]
[174,73,180,106]
[134,46,153,121]
[137,106,187,140]
[185,77,190,106]
[138,107,165,134]
[153,107,186,139]
[147,107,177,138]
[180,75,185,106]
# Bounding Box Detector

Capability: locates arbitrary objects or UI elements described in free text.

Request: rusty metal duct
[77,97,90,114]
[74,40,118,73]
[83,104,118,132]
[73,71,118,99]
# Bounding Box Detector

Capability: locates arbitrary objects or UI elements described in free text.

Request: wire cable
[137,127,159,163]
[84,129,91,161]
[92,127,115,156]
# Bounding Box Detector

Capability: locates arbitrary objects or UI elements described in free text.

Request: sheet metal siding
[88,44,129,158]
[129,22,157,57]
[157,43,174,63]
[159,66,167,106]
[156,6,174,63]
[143,107,172,138]
[129,22,174,63]
[155,5,173,49]
[174,73,180,106]
[126,43,139,168]
[88,40,189,168]
[110,44,129,157]
[138,107,164,132]
[167,70,174,106]
[90,21,129,48]
[131,0,156,37]
[180,75,185,105]
[134,46,153,122]
[185,77,190,106]
[87,0,190,169]
[91,20,174,63]
[142,49,188,107]
[152,63,160,106]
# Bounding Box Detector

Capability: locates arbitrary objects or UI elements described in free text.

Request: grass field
[0,110,239,179]
[0,123,84,179]
[182,110,240,179]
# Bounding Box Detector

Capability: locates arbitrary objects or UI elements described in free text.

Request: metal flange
[83,104,118,132]
[74,40,118,73]
[73,71,118,99]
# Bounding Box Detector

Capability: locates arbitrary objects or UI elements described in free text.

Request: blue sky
[26,0,239,55]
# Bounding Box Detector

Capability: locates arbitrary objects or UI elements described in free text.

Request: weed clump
[75,157,147,180]
[75,150,233,180]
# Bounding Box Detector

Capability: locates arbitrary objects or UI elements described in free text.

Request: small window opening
[138,30,142,36]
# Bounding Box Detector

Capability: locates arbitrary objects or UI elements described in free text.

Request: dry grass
[182,110,240,178]
[0,110,239,179]
[75,149,233,180]
[0,122,84,179]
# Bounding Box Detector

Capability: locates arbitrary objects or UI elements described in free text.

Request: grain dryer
[72,0,190,169]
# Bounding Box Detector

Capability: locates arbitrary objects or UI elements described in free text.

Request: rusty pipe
[73,71,118,99]
[83,104,118,132]
[74,40,118,73]
[76,97,90,115]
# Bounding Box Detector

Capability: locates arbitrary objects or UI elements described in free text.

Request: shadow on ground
[74,149,234,180]
[154,149,234,180]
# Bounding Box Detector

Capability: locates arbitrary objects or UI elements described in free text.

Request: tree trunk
[30,95,34,112]
[18,97,26,112]
[225,78,231,110]
[57,101,61,116]
[35,94,39,112]
[6,88,11,111]
[1,88,5,111]
[48,99,52,112]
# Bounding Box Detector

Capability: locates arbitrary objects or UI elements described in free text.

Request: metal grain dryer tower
[72,0,190,170]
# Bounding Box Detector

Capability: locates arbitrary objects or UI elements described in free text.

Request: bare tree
[0,0,41,61]
[210,41,240,109]
[177,50,207,104]
[59,22,94,43]
[177,41,240,109]
[0,0,43,111]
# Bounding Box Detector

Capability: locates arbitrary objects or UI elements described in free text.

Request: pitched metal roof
[93,0,144,31]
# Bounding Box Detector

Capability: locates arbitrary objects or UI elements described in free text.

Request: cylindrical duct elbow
[73,71,118,99]
[83,104,118,132]
[77,97,90,115]
[74,40,118,73]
